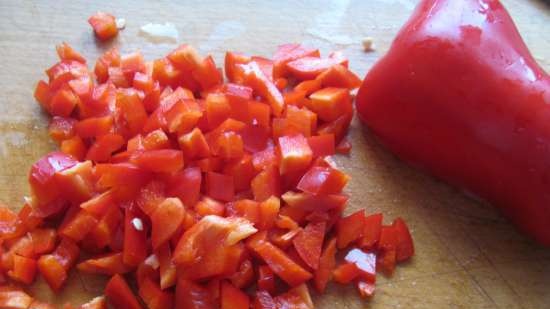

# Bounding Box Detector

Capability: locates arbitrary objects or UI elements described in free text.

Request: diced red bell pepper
[173,215,256,268]
[297,166,349,195]
[28,152,78,206]
[358,213,383,250]
[237,61,284,117]
[230,259,255,289]
[284,105,317,137]
[123,204,148,267]
[84,205,122,251]
[48,116,77,143]
[194,196,224,217]
[28,228,56,255]
[175,279,216,309]
[36,255,64,292]
[313,237,337,293]
[60,136,87,161]
[74,115,114,138]
[292,221,326,270]
[56,42,86,63]
[7,255,37,284]
[251,166,281,202]
[151,198,185,249]
[115,89,148,138]
[306,87,352,122]
[278,134,312,175]
[95,48,120,83]
[164,167,202,208]
[86,133,125,162]
[225,51,251,83]
[257,265,276,294]
[49,85,79,117]
[377,248,397,276]
[257,196,280,231]
[221,281,250,309]
[105,274,143,309]
[77,252,132,275]
[273,43,320,79]
[88,12,118,41]
[337,210,366,249]
[281,191,348,212]
[34,80,52,110]
[59,208,98,242]
[130,149,184,173]
[138,277,174,309]
[317,113,352,144]
[333,262,362,284]
[248,238,312,287]
[179,127,211,159]
[215,131,244,160]
[307,134,335,158]
[344,248,376,283]
[286,51,347,80]
[206,93,231,129]
[316,64,361,89]
[156,243,177,289]
[205,172,235,202]
[393,218,414,262]
[223,154,256,192]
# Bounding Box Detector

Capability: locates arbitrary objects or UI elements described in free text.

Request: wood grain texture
[0,0,549,307]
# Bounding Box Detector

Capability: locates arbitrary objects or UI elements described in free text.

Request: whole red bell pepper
[356,0,550,245]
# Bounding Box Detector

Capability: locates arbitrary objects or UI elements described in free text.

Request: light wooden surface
[1,0,549,308]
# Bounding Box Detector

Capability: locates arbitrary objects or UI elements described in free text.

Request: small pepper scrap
[0,41,413,308]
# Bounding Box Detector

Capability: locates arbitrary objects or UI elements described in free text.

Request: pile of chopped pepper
[0,41,413,309]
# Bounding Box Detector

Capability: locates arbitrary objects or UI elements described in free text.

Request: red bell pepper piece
[307,134,335,158]
[156,243,177,289]
[251,166,281,202]
[123,204,148,267]
[257,265,276,294]
[273,43,320,79]
[175,279,216,309]
[205,172,235,202]
[292,221,326,270]
[130,149,184,173]
[313,237,337,293]
[344,248,376,283]
[7,255,37,284]
[105,274,143,309]
[28,228,56,255]
[358,213,383,250]
[336,210,366,249]
[28,152,78,206]
[88,12,118,41]
[237,61,284,117]
[278,134,313,175]
[77,252,132,275]
[393,217,415,262]
[179,128,211,159]
[248,237,312,287]
[138,277,174,309]
[282,191,348,212]
[150,197,185,249]
[297,166,349,195]
[221,281,250,309]
[356,0,550,245]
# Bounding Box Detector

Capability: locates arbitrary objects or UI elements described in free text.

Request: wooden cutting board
[1,0,549,308]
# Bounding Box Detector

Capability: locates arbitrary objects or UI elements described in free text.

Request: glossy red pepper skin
[356,0,550,245]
